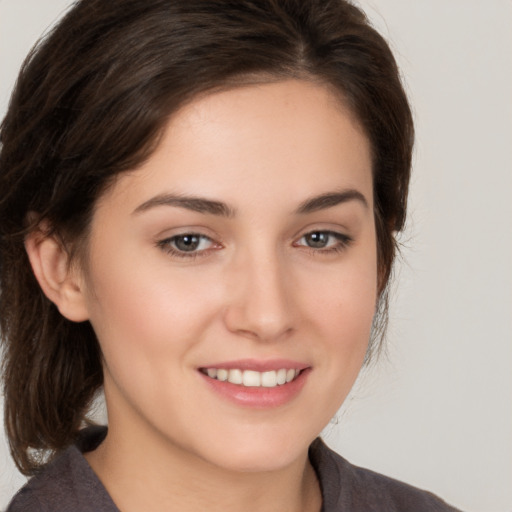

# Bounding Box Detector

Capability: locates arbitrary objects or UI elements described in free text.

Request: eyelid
[293,229,353,253]
[155,226,353,260]
[156,231,222,259]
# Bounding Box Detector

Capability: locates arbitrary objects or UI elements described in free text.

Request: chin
[190,427,316,473]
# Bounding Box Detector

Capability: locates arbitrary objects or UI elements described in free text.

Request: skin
[28,79,377,512]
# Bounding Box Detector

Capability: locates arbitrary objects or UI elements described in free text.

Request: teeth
[217,369,228,381]
[228,369,243,384]
[243,370,261,387]
[276,368,287,385]
[203,368,301,387]
[286,369,296,383]
[261,371,277,388]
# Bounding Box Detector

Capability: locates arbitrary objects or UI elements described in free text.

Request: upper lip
[198,359,310,372]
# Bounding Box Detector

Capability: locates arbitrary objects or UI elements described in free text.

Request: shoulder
[309,438,463,512]
[6,427,117,512]
[7,446,76,512]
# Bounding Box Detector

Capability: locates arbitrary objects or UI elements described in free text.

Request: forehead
[95,79,373,215]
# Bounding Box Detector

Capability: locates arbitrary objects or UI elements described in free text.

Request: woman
[0,0,460,510]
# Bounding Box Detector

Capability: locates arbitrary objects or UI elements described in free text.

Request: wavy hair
[0,0,413,474]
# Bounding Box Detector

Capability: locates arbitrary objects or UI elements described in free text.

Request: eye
[294,230,352,253]
[157,233,217,257]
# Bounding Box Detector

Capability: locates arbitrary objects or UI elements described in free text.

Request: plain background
[0,1,510,510]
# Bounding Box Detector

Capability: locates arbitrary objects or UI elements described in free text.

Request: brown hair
[0,0,413,474]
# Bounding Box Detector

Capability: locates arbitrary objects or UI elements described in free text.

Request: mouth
[199,367,303,388]
[197,359,311,407]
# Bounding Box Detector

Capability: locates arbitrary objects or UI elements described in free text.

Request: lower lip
[199,369,311,408]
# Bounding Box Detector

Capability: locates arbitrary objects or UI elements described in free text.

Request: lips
[200,367,301,388]
[198,359,311,408]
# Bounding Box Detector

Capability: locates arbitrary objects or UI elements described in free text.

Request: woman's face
[80,79,377,471]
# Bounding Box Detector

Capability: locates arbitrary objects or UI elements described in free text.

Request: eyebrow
[133,188,368,217]
[133,194,236,217]
[295,189,369,214]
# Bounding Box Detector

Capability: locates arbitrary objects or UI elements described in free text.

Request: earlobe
[24,228,90,322]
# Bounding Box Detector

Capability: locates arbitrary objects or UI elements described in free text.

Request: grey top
[7,426,461,511]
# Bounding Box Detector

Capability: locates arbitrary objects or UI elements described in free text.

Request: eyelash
[156,230,353,259]
[293,230,353,255]
[157,233,217,259]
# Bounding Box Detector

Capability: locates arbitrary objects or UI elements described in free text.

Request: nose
[223,249,296,342]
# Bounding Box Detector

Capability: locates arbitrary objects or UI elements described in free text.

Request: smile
[200,368,301,388]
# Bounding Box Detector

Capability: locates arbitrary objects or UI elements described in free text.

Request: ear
[24,226,90,322]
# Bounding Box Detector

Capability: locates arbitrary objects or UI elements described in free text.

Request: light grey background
[1,1,511,510]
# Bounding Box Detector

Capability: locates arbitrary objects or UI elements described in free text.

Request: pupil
[306,232,328,248]
[175,235,200,251]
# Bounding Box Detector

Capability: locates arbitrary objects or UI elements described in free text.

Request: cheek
[83,264,226,429]
[312,288,375,378]
[288,255,377,433]
[83,250,223,380]
[302,249,378,389]
[89,270,213,335]
[306,254,377,338]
